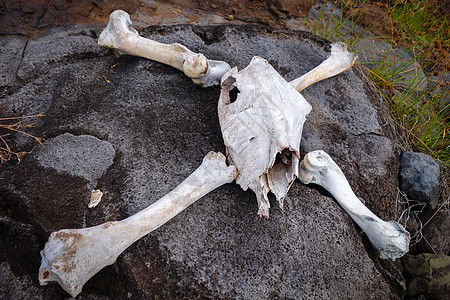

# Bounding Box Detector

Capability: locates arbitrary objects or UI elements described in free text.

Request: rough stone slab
[0,37,27,87]
[0,24,405,299]
[400,151,440,208]
[1,161,91,232]
[34,133,115,185]
[17,31,101,82]
[0,134,114,233]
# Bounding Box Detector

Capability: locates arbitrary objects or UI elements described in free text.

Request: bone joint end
[38,151,236,297]
[299,150,410,261]
[98,10,138,51]
[290,43,358,92]
[98,10,231,87]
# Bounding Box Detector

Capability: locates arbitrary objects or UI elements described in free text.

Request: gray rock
[0,80,53,122]
[0,37,27,87]
[427,73,450,98]
[354,39,428,91]
[400,151,440,208]
[382,49,427,91]
[359,41,427,92]
[33,133,116,186]
[17,29,101,82]
[0,24,406,299]
[0,134,114,235]
[308,2,343,20]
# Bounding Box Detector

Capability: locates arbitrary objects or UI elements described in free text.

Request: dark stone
[0,24,406,298]
[0,133,115,232]
[402,253,450,298]
[1,158,91,232]
[0,216,41,276]
[418,209,450,255]
[400,151,440,208]
[0,261,46,300]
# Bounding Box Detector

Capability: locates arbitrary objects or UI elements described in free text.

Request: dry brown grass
[0,114,44,163]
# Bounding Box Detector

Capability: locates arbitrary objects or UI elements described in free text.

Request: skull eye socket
[228,85,240,104]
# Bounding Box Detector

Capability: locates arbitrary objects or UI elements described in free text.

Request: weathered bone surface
[39,11,360,296]
[38,151,237,297]
[88,189,103,208]
[98,10,356,218]
[299,150,410,260]
[218,57,312,217]
[290,43,358,92]
[98,10,230,87]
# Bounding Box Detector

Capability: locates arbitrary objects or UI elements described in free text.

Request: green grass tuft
[312,0,449,168]
[389,1,449,50]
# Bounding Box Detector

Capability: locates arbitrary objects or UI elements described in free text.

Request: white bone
[298,150,410,260]
[88,189,103,208]
[38,151,237,297]
[290,43,358,92]
[218,57,312,217]
[98,10,231,87]
[98,11,357,218]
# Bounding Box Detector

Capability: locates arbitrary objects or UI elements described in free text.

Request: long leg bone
[98,10,358,219]
[98,10,231,87]
[290,43,358,92]
[39,151,237,297]
[299,150,410,261]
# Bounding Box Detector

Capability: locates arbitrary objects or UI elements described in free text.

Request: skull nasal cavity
[228,86,240,104]
[275,149,292,165]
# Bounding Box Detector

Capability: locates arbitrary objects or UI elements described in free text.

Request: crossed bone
[39,10,410,297]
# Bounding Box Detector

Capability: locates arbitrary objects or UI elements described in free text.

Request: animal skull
[218,57,311,217]
[38,9,409,297]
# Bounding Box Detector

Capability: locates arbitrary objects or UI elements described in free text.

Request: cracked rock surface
[1,24,406,299]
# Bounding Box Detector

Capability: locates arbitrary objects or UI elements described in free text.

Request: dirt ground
[0,0,317,36]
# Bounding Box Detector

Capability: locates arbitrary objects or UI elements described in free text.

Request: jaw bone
[98,10,231,87]
[290,43,358,92]
[39,152,237,297]
[218,57,312,217]
[299,150,410,260]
